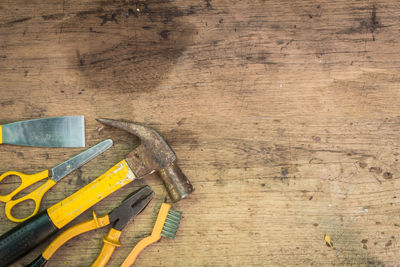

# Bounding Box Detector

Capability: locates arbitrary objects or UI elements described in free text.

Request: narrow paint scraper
[0,116,85,147]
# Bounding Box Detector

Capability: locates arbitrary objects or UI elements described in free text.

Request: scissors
[0,139,113,223]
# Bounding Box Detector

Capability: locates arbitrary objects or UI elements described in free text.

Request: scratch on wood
[0,17,31,27]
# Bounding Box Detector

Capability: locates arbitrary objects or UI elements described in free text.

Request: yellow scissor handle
[0,170,50,202]
[0,170,52,222]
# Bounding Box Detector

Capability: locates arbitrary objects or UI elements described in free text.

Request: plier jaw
[108,185,154,231]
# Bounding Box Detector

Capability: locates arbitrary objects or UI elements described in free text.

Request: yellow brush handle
[121,235,161,267]
[47,160,136,229]
[121,203,171,267]
[91,228,122,267]
[5,179,56,223]
[43,211,110,260]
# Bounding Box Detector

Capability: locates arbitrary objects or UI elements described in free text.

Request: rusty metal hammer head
[96,118,194,202]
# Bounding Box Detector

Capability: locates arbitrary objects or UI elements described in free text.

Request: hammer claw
[96,118,154,140]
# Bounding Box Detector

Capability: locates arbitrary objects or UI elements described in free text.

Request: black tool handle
[26,255,47,267]
[0,210,58,267]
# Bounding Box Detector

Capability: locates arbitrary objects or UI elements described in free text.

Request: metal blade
[2,116,85,147]
[51,139,113,182]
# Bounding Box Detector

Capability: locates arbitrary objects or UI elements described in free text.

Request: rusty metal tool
[96,118,194,203]
[0,119,194,266]
[27,186,154,267]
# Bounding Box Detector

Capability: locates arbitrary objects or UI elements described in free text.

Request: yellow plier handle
[91,228,122,267]
[42,211,110,260]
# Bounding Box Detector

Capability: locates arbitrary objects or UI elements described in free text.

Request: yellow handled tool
[27,186,154,267]
[0,139,113,222]
[0,119,193,266]
[121,203,182,267]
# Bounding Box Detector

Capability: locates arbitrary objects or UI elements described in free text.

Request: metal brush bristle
[161,209,182,240]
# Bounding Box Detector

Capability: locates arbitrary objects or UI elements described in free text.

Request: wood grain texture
[0,0,400,266]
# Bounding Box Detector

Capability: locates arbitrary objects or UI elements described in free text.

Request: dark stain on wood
[76,8,104,18]
[167,128,200,150]
[337,4,383,40]
[0,100,14,106]
[159,30,170,40]
[281,167,289,176]
[383,172,392,179]
[205,0,212,10]
[66,0,196,93]
[312,136,321,142]
[369,167,382,174]
[176,118,187,126]
[368,4,380,33]
[358,162,367,168]
[76,50,84,66]
[238,52,276,65]
[23,104,46,118]
[99,13,118,25]
[42,13,65,21]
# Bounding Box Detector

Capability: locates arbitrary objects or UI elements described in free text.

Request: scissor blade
[51,139,113,182]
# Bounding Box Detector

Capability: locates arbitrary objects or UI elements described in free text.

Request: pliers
[28,186,154,267]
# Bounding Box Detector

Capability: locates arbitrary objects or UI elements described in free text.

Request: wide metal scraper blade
[1,116,85,147]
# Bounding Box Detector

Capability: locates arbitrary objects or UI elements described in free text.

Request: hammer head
[97,118,194,202]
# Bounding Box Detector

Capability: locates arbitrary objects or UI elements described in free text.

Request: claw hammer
[0,119,194,266]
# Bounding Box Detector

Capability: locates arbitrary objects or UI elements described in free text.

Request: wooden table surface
[1,0,400,266]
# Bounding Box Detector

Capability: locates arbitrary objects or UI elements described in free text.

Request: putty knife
[0,116,85,147]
